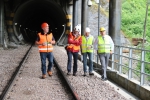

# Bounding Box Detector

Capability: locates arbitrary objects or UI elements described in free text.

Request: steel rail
[53,57,80,100]
[0,45,33,100]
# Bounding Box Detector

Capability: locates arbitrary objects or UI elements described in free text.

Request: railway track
[0,45,130,100]
[0,45,32,100]
[53,58,80,100]
[0,45,80,100]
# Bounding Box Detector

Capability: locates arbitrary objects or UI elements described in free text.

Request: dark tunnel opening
[13,0,67,43]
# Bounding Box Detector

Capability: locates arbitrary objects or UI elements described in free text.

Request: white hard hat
[74,25,80,32]
[85,27,90,32]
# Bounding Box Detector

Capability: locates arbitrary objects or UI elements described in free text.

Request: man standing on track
[94,27,114,81]
[81,27,94,76]
[35,22,55,79]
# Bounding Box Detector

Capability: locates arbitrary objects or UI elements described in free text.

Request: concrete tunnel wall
[6,0,70,45]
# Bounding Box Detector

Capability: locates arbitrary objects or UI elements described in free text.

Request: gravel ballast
[0,45,138,100]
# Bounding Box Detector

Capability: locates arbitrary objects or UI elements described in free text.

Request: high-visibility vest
[67,33,81,51]
[98,35,111,53]
[81,35,94,53]
[38,33,53,52]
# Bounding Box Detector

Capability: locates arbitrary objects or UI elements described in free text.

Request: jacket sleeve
[36,34,40,42]
[109,36,114,51]
[75,36,82,46]
[68,34,82,46]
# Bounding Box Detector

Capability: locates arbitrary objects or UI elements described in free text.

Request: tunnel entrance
[13,0,66,43]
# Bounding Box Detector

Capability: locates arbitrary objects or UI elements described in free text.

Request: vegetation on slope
[121,0,150,79]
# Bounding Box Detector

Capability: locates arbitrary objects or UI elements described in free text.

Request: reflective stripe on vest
[39,48,53,50]
[81,36,93,53]
[38,33,53,52]
[38,44,52,46]
[67,33,81,51]
[98,35,111,53]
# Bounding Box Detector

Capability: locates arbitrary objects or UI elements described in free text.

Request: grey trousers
[98,53,110,78]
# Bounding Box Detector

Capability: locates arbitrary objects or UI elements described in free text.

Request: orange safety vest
[67,33,81,51]
[38,33,53,52]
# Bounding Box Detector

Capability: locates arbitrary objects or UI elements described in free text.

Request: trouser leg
[73,52,78,74]
[40,52,47,75]
[88,52,93,73]
[99,54,106,78]
[47,52,53,71]
[104,53,110,78]
[67,51,72,72]
[83,53,87,72]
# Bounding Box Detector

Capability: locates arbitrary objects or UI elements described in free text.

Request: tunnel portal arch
[11,0,67,43]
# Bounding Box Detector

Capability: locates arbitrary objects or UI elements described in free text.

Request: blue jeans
[67,51,78,74]
[83,52,93,73]
[40,52,53,75]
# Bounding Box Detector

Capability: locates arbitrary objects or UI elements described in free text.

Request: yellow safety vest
[81,35,94,53]
[98,35,111,53]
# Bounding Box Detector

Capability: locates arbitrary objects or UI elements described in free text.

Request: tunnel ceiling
[5,0,71,42]
[13,0,67,31]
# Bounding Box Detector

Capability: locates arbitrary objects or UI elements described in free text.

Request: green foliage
[121,0,150,78]
[121,0,148,37]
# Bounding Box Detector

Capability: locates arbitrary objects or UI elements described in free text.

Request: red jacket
[67,32,82,52]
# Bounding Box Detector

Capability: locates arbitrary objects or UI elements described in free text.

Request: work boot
[42,74,46,79]
[83,72,87,76]
[89,72,94,75]
[47,71,52,76]
[73,73,77,76]
[101,78,107,81]
[67,72,71,75]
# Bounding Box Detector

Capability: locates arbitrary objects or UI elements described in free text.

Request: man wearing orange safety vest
[35,22,55,79]
[66,25,82,76]
[94,27,114,81]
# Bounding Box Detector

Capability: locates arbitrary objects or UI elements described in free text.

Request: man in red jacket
[66,25,82,76]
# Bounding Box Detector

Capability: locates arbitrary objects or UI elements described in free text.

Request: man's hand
[68,44,74,46]
[48,42,51,44]
[51,40,55,44]
[42,42,47,46]
[87,45,92,50]
[110,50,113,54]
[87,46,91,50]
